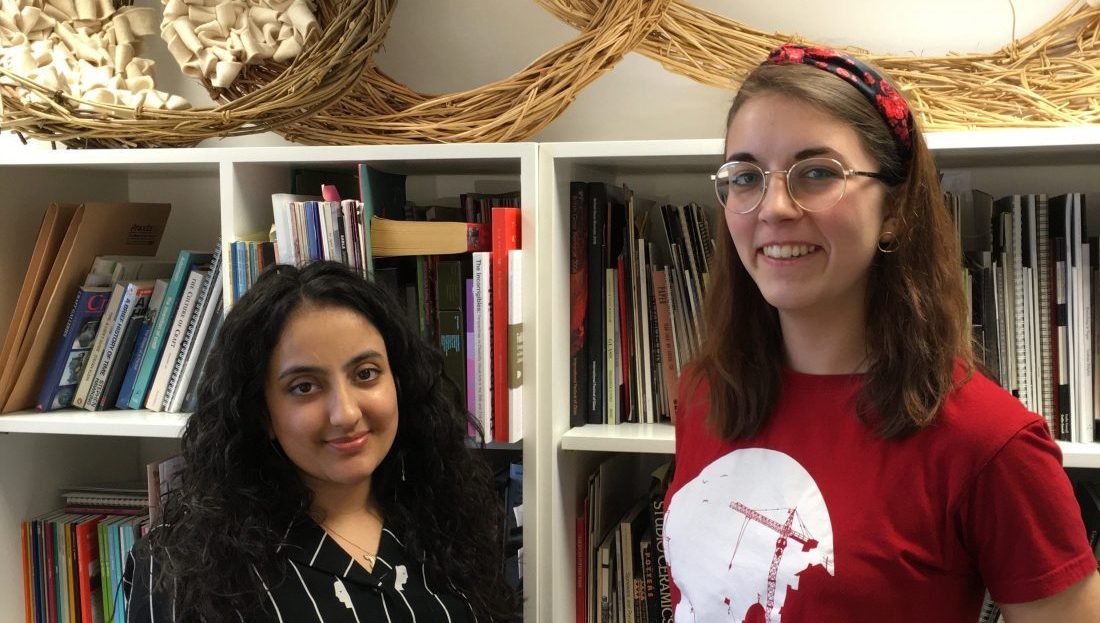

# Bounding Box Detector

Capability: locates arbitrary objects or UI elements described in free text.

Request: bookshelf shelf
[0,411,187,438]
[560,424,1100,469]
[561,423,674,453]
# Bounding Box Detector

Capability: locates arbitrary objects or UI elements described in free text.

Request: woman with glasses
[662,44,1100,622]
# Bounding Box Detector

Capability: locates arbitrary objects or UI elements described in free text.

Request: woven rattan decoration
[0,0,393,147]
[2,0,1099,147]
[538,0,1100,129]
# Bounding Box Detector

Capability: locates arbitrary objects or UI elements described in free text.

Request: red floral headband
[765,43,914,164]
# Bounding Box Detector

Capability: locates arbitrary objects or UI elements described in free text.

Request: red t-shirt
[664,369,1096,623]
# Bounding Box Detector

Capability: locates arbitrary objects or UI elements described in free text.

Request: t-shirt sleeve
[958,418,1098,604]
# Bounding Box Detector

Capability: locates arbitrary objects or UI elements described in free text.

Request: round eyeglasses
[711,157,890,214]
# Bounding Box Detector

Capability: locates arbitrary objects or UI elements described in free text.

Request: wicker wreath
[3,0,1098,147]
[269,0,1100,144]
[0,0,394,148]
[539,0,1100,129]
[274,0,671,145]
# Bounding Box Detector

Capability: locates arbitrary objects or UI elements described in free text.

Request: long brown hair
[692,62,973,440]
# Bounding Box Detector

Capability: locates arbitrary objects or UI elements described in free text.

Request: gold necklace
[322,523,378,568]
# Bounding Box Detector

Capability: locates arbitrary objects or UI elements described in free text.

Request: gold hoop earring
[877,231,899,253]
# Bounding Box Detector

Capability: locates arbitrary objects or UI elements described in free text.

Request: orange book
[491,207,520,442]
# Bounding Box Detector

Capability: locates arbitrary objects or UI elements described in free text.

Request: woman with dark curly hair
[662,43,1100,622]
[122,260,518,622]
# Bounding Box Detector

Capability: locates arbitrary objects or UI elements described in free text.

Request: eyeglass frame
[710,156,892,215]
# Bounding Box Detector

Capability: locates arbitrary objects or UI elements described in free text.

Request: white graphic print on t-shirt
[665,448,834,622]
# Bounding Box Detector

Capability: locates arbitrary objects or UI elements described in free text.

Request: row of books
[569,180,713,428]
[0,202,175,414]
[954,190,1099,442]
[577,457,673,623]
[21,456,183,623]
[226,167,525,442]
[36,243,225,414]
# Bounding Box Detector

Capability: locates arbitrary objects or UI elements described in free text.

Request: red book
[491,207,521,442]
[75,516,105,623]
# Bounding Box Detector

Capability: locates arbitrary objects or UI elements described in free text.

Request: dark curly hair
[150,260,518,621]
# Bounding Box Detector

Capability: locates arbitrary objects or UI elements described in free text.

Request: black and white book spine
[472,251,493,439]
[163,244,224,411]
[145,269,205,411]
[167,271,225,413]
[1036,194,1055,431]
[71,282,126,409]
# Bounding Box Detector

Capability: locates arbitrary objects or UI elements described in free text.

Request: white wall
[0,0,1069,150]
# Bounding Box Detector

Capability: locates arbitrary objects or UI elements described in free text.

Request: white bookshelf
[1,130,1098,623]
[541,131,1100,623]
[0,143,542,623]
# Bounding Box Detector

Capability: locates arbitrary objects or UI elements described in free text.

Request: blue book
[305,200,322,261]
[114,321,151,409]
[126,250,212,409]
[37,286,112,411]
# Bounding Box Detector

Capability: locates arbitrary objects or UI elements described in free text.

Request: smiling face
[264,303,399,503]
[723,93,892,325]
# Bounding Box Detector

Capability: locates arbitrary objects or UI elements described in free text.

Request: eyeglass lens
[714,158,848,214]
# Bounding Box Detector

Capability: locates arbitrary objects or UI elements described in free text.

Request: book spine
[180,298,225,414]
[145,270,204,411]
[491,207,521,442]
[651,270,678,422]
[649,494,673,623]
[168,278,224,413]
[115,320,152,409]
[87,283,151,410]
[507,249,523,442]
[569,181,590,430]
[128,250,210,409]
[472,252,493,442]
[587,183,607,424]
[164,247,223,411]
[37,288,111,411]
[71,283,125,409]
[97,313,145,410]
[356,164,376,277]
[606,269,617,425]
[465,278,476,433]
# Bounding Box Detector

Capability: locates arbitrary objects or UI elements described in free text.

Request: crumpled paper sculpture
[160,0,319,88]
[0,0,191,112]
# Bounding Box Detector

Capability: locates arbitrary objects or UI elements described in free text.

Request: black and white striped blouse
[122,517,479,622]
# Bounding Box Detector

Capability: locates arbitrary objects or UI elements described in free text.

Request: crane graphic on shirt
[665,448,835,623]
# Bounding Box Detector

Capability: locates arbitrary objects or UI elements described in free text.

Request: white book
[271,193,320,266]
[507,249,523,442]
[145,269,205,411]
[71,282,126,409]
[168,275,224,413]
[472,252,493,440]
